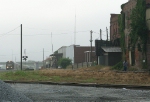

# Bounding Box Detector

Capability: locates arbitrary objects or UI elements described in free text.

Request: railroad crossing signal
[22,56,28,61]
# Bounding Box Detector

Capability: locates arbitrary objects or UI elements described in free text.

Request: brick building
[146,0,150,68]
[110,14,120,41]
[49,45,96,68]
[121,0,137,66]
[111,0,150,68]
[66,45,96,64]
[74,46,96,63]
[110,14,121,47]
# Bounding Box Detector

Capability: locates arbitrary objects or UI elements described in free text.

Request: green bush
[58,58,72,69]
[111,61,123,70]
[128,67,138,71]
[142,62,148,69]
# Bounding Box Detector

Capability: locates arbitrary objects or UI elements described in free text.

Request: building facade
[111,0,150,68]
[110,14,120,41]
[146,0,150,68]
[48,45,96,68]
[74,45,95,63]
[58,46,66,58]
[66,45,96,64]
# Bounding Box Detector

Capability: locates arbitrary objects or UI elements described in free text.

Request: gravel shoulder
[0,80,32,102]
[8,82,150,102]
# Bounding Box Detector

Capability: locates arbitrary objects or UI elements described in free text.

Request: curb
[4,80,150,90]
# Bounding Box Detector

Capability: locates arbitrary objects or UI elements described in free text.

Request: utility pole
[100,29,102,40]
[12,50,13,61]
[74,9,76,45]
[21,24,22,70]
[90,30,93,63]
[51,32,53,54]
[43,48,44,68]
[106,27,108,41]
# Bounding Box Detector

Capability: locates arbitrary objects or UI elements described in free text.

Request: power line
[0,32,88,36]
[24,27,52,30]
[24,27,89,33]
[93,32,110,37]
[0,51,51,57]
[0,33,69,36]
[23,33,69,36]
[0,26,20,38]
[0,33,19,35]
[24,26,90,32]
[11,31,90,36]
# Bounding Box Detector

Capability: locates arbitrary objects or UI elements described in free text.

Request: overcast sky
[0,0,128,62]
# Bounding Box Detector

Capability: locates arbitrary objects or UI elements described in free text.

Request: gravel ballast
[0,80,32,102]
[9,83,150,102]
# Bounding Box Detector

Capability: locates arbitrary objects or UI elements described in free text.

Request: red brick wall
[146,0,150,4]
[123,0,136,12]
[147,31,150,68]
[147,44,150,68]
[122,0,136,29]
[146,0,150,68]
[135,48,142,68]
[110,14,120,41]
[74,46,96,63]
[110,0,150,68]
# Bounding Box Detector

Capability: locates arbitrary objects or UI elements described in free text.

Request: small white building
[58,46,67,58]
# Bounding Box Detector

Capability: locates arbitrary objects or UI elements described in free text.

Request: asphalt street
[9,83,150,102]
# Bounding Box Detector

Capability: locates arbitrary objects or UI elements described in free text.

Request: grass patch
[82,78,96,83]
[14,71,27,76]
[0,66,150,86]
[51,76,61,82]
[0,71,50,81]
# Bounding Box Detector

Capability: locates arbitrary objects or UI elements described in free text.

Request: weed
[111,61,123,70]
[14,71,27,76]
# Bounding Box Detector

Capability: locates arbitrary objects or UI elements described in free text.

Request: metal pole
[90,30,93,62]
[100,29,102,40]
[51,32,53,54]
[21,24,22,70]
[74,8,76,45]
[106,27,108,41]
[43,48,44,68]
[12,49,13,61]
[97,56,98,65]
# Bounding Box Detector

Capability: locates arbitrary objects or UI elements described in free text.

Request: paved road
[9,83,150,102]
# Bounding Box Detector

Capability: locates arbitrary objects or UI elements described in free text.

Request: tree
[58,58,72,69]
[130,0,148,68]
[54,51,58,54]
[118,10,125,60]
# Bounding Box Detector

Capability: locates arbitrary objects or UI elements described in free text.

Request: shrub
[58,58,72,69]
[111,61,123,70]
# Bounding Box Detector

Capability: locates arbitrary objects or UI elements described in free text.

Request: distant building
[48,45,96,68]
[65,45,96,64]
[95,40,122,66]
[57,46,66,58]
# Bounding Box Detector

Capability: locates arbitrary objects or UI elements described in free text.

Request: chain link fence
[66,62,98,70]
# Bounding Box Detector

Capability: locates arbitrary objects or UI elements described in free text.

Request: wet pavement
[9,83,150,102]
